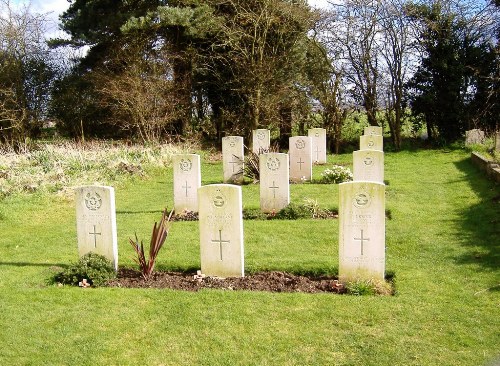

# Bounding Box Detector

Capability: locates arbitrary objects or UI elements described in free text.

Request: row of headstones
[465,129,500,151]
[340,126,385,282]
[223,128,328,186]
[75,126,386,282]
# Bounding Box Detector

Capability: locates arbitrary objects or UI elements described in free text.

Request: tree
[0,0,55,145]
[406,0,499,142]
[329,0,382,127]
[379,0,413,150]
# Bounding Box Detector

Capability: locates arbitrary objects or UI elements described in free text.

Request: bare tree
[379,0,414,149]
[0,0,53,145]
[328,0,382,127]
[96,42,181,142]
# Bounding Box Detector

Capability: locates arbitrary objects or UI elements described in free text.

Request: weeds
[0,141,188,198]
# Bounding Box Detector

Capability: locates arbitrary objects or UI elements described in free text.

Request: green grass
[0,146,499,365]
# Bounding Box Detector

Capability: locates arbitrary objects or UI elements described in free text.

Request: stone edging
[471,152,500,183]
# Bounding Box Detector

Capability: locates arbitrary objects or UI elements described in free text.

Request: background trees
[0,0,497,148]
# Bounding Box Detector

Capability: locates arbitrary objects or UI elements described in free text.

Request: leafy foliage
[129,208,174,279]
[53,252,116,287]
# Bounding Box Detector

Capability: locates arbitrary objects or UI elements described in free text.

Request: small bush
[320,165,353,184]
[273,203,312,220]
[53,252,116,287]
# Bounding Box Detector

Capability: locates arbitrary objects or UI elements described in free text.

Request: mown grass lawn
[0,147,498,365]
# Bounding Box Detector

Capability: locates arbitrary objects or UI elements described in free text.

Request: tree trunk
[278,105,292,150]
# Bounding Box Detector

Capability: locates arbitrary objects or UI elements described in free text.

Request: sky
[10,0,330,38]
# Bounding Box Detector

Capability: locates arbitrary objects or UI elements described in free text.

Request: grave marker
[289,136,313,182]
[75,186,118,270]
[360,134,383,151]
[353,150,384,183]
[308,128,327,164]
[259,153,290,213]
[222,136,244,184]
[198,184,244,278]
[495,131,500,151]
[465,129,485,145]
[252,129,270,154]
[338,181,385,282]
[173,154,201,213]
[364,126,383,136]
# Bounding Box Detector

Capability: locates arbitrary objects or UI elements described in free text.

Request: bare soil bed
[108,268,346,294]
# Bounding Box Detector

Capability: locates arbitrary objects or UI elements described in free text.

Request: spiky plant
[129,208,174,279]
[242,143,279,182]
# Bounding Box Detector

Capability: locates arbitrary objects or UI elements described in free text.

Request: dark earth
[107,268,346,294]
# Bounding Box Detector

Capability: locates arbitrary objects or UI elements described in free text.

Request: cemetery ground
[1,145,499,365]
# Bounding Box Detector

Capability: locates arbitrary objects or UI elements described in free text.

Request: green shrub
[345,278,393,296]
[273,203,312,219]
[320,165,353,184]
[53,252,116,287]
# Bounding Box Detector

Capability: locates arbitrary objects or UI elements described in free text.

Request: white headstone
[495,131,500,152]
[308,128,327,164]
[75,186,118,270]
[338,181,385,282]
[222,136,244,184]
[364,126,383,136]
[465,129,485,145]
[198,184,244,278]
[289,136,313,182]
[252,129,270,154]
[353,150,384,183]
[173,154,201,213]
[259,153,290,213]
[360,134,383,151]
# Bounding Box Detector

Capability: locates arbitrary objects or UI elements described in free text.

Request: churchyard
[0,140,499,365]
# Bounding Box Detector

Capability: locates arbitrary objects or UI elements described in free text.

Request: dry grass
[0,140,195,198]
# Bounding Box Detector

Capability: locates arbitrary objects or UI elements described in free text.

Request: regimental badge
[179,158,193,172]
[266,157,280,171]
[85,192,102,211]
[295,139,306,149]
[353,191,371,208]
[212,188,226,208]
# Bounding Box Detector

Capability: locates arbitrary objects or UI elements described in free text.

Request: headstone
[495,131,500,151]
[338,181,385,282]
[289,136,313,182]
[360,134,383,151]
[353,150,384,183]
[465,129,485,145]
[259,153,290,213]
[173,154,201,213]
[222,136,244,184]
[75,186,118,270]
[364,126,383,136]
[308,128,327,164]
[252,129,270,154]
[198,184,244,278]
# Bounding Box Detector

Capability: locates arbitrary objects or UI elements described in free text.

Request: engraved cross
[269,181,279,198]
[297,158,304,170]
[314,145,321,161]
[211,230,230,261]
[228,155,240,173]
[354,229,370,256]
[89,225,101,248]
[183,181,191,197]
